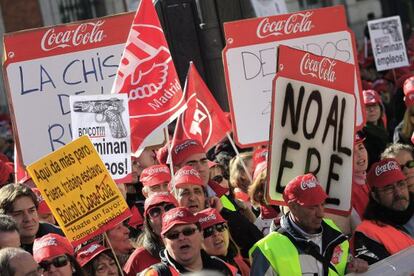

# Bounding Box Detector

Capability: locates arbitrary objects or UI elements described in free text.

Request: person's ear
[371,190,379,202]
[142,186,149,198]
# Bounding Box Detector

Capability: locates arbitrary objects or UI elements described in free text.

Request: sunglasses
[203,223,227,238]
[164,227,198,240]
[400,160,414,170]
[147,204,176,219]
[212,175,224,183]
[39,255,69,271]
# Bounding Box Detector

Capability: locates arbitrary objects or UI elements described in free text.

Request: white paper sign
[368,16,409,71]
[251,0,288,17]
[70,94,132,183]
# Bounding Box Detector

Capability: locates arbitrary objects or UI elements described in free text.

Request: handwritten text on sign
[27,136,130,246]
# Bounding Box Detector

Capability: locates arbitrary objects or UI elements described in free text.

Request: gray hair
[0,215,19,233]
[0,247,29,276]
[381,143,414,160]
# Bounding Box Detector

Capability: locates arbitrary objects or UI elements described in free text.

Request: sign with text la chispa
[266,45,355,215]
[26,136,131,246]
[70,94,132,184]
[368,16,409,71]
[3,12,134,167]
[223,5,365,148]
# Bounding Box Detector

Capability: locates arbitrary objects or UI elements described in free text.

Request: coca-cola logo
[300,53,336,82]
[144,166,170,175]
[300,176,317,190]
[41,21,105,51]
[79,244,101,257]
[33,238,58,251]
[176,168,200,178]
[164,210,185,222]
[174,140,199,154]
[375,161,399,176]
[256,12,314,38]
[199,214,217,224]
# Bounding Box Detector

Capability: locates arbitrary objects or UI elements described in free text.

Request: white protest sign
[223,5,364,148]
[368,16,409,71]
[266,45,355,214]
[70,94,132,183]
[251,0,288,17]
[3,13,134,166]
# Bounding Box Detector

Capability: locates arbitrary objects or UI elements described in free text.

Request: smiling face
[353,142,368,174]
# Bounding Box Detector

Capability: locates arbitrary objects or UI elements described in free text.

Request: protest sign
[266,45,355,215]
[223,5,364,148]
[251,0,288,17]
[70,94,132,183]
[27,136,131,246]
[368,16,409,71]
[3,12,135,166]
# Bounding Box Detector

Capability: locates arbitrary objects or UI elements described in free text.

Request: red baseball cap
[33,234,74,263]
[32,188,52,215]
[140,165,171,187]
[363,89,381,105]
[403,76,414,107]
[144,192,178,217]
[283,173,328,207]
[171,139,205,165]
[196,208,226,230]
[161,207,198,236]
[354,131,366,144]
[367,158,406,189]
[172,166,204,189]
[253,161,267,181]
[253,148,268,168]
[76,243,111,267]
[0,160,13,186]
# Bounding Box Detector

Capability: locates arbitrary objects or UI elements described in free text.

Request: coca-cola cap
[367,158,406,189]
[283,173,328,207]
[172,166,204,189]
[140,165,171,187]
[363,89,381,105]
[171,139,205,165]
[196,208,226,230]
[161,207,198,236]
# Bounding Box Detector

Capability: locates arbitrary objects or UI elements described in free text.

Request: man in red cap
[250,173,368,275]
[141,207,236,275]
[141,165,171,198]
[353,158,414,265]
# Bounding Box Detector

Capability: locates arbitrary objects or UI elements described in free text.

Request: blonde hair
[248,169,267,206]
[229,152,252,190]
[401,106,414,141]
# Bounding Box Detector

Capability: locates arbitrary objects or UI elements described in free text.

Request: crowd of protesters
[0,14,414,276]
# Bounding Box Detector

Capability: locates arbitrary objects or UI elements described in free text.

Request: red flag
[112,0,186,152]
[173,62,231,150]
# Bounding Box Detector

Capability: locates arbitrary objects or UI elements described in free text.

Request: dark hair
[67,254,85,276]
[0,247,28,276]
[140,216,165,257]
[81,251,121,276]
[0,215,19,233]
[0,184,38,215]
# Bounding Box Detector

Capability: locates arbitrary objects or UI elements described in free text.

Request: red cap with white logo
[76,243,111,267]
[363,89,381,105]
[196,208,226,230]
[283,173,328,207]
[33,234,74,263]
[172,166,204,189]
[403,76,414,107]
[367,158,406,189]
[140,165,171,187]
[171,139,205,165]
[161,207,198,235]
[144,192,178,217]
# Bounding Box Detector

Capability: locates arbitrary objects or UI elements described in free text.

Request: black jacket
[22,222,64,254]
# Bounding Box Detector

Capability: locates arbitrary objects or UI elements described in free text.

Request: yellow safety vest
[249,219,349,276]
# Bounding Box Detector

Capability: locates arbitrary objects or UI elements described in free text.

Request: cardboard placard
[223,5,364,148]
[70,94,132,183]
[27,136,131,246]
[368,16,409,71]
[267,45,355,215]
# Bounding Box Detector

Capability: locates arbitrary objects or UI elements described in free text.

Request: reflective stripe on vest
[250,219,349,276]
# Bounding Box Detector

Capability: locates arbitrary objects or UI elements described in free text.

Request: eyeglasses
[164,227,198,240]
[400,160,414,170]
[377,181,407,195]
[39,255,69,271]
[203,223,227,238]
[147,204,176,219]
[212,175,224,183]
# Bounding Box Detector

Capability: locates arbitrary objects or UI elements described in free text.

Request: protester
[141,207,236,275]
[105,221,134,267]
[0,214,20,249]
[124,192,178,276]
[353,158,414,265]
[393,75,414,144]
[250,173,368,275]
[33,233,83,276]
[140,165,171,197]
[229,152,253,203]
[197,208,250,276]
[32,188,56,225]
[208,161,230,190]
[0,247,42,276]
[77,243,122,276]
[363,89,390,168]
[0,183,63,254]
[382,143,414,192]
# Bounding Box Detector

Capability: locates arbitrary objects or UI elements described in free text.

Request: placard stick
[104,232,125,276]
[165,127,176,185]
[392,69,397,84]
[226,132,253,183]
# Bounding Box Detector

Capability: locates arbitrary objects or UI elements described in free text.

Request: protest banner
[223,5,364,148]
[367,16,409,71]
[27,136,131,246]
[3,12,135,166]
[112,0,186,154]
[70,94,132,183]
[266,45,355,215]
[251,0,288,17]
[173,62,231,150]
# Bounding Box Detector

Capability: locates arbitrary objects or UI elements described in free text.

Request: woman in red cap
[77,243,122,276]
[124,192,178,276]
[33,233,83,276]
[197,208,250,276]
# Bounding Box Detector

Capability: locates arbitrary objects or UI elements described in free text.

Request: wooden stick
[103,232,125,276]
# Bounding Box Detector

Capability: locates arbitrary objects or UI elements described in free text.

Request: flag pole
[226,132,253,183]
[104,232,125,276]
[165,127,176,183]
